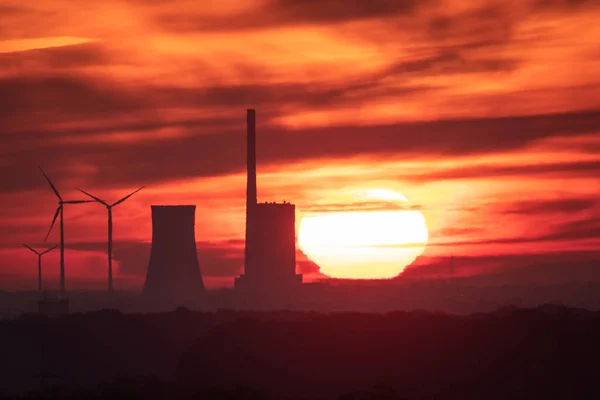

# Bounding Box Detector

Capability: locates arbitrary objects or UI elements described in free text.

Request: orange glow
[1,0,599,290]
[298,190,428,279]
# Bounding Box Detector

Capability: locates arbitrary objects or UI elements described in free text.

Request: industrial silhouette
[77,186,145,291]
[21,244,57,291]
[142,205,205,309]
[39,166,94,293]
[235,109,303,295]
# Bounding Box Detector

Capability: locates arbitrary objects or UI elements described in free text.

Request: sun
[297,189,428,279]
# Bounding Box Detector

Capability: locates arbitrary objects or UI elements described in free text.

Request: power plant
[30,108,302,310]
[142,205,205,309]
[235,109,303,295]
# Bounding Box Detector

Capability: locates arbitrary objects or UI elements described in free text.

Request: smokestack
[246,109,257,207]
[143,205,205,309]
[244,109,257,276]
[235,108,303,297]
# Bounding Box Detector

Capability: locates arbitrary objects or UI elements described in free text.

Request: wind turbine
[39,166,94,293]
[22,244,58,291]
[77,186,145,291]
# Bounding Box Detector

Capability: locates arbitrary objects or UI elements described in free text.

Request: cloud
[429,215,600,248]
[381,52,520,77]
[157,0,428,32]
[404,249,600,285]
[501,197,599,215]
[1,87,598,195]
[0,5,29,15]
[263,0,425,22]
[0,41,108,69]
[404,160,600,183]
[300,201,421,213]
[0,73,144,119]
[532,0,600,12]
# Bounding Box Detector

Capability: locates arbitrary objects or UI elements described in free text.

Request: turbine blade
[77,189,108,206]
[22,244,40,255]
[41,245,58,255]
[38,166,62,201]
[63,199,96,204]
[44,206,61,242]
[111,186,145,207]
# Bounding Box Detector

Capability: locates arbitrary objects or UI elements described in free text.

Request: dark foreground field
[2,305,600,399]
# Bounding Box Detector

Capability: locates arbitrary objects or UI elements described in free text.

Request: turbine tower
[21,244,57,291]
[77,186,145,291]
[39,166,94,293]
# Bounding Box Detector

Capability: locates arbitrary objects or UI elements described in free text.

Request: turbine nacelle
[39,167,95,242]
[76,185,145,292]
[44,200,95,243]
[22,243,57,292]
[77,186,145,209]
[22,244,58,256]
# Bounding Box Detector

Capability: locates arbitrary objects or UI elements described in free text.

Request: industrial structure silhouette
[39,167,94,293]
[235,109,303,295]
[32,109,303,309]
[142,109,302,309]
[21,244,57,292]
[142,205,205,309]
[77,186,145,291]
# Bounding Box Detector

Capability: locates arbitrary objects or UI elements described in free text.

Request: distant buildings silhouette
[142,205,205,309]
[235,109,303,296]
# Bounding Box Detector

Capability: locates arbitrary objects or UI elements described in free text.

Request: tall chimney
[244,109,257,276]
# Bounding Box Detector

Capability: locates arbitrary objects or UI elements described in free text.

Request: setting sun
[298,190,428,279]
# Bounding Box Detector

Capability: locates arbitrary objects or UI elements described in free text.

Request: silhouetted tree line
[2,305,600,399]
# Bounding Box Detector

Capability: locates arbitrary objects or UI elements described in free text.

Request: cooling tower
[143,205,205,309]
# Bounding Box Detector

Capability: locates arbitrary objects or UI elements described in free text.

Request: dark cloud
[407,160,600,183]
[502,197,599,215]
[532,0,600,12]
[0,6,65,41]
[157,0,429,32]
[0,70,434,134]
[0,5,30,14]
[427,4,513,44]
[0,42,108,70]
[404,249,600,285]
[430,216,600,248]
[264,0,426,22]
[2,99,599,195]
[0,74,143,120]
[552,217,600,241]
[300,201,421,213]
[381,53,520,77]
[0,66,598,195]
[436,227,486,237]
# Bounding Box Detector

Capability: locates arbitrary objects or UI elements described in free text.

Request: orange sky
[0,0,599,291]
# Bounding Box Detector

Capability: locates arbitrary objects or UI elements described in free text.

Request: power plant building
[143,205,205,309]
[235,109,303,293]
